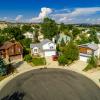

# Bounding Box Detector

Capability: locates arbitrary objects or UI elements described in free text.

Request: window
[87,49,92,55]
[34,49,38,53]
[48,43,54,49]
[50,46,54,49]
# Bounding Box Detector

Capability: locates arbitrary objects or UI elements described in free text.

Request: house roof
[0,41,22,50]
[0,41,14,50]
[30,43,41,49]
[41,39,53,45]
[30,39,55,49]
[79,43,98,51]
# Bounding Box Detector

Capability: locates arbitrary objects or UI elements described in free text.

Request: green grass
[32,57,46,66]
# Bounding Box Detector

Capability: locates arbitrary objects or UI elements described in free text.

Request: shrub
[83,56,98,71]
[64,41,79,62]
[58,55,67,66]
[32,57,46,66]
[24,54,32,62]
[58,41,79,66]
[0,58,7,76]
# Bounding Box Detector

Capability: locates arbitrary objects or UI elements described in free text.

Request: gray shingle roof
[30,39,55,50]
[79,43,98,51]
[41,39,53,45]
[30,43,41,48]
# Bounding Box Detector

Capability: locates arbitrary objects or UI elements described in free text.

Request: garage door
[44,51,56,57]
[79,56,88,62]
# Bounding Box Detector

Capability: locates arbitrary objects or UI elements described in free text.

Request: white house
[79,43,100,62]
[30,39,56,57]
[24,32,35,39]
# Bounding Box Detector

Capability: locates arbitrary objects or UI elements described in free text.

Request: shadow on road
[1,91,25,100]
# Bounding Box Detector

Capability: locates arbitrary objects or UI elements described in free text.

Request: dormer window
[48,43,54,49]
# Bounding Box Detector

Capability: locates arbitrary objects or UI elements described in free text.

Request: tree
[58,55,67,66]
[0,58,7,76]
[58,41,79,65]
[10,27,25,40]
[89,30,99,44]
[20,38,32,49]
[21,25,32,33]
[64,41,79,62]
[60,38,66,47]
[2,26,25,41]
[76,34,90,45]
[72,28,80,39]
[59,23,65,32]
[41,18,58,40]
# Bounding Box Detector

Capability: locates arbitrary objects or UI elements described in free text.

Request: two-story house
[30,39,56,57]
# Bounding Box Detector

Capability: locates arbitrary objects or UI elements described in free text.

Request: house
[30,39,56,57]
[96,32,100,42]
[24,32,35,39]
[53,33,71,44]
[0,41,23,61]
[79,43,100,61]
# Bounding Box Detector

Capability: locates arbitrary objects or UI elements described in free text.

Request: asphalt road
[0,68,100,100]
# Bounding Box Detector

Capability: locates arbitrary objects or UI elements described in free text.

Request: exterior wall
[0,43,23,61]
[79,47,93,54]
[32,47,39,55]
[79,47,93,62]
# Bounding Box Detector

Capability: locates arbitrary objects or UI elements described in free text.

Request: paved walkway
[0,59,100,91]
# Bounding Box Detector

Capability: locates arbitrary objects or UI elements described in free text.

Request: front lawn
[24,54,46,66]
[31,57,46,66]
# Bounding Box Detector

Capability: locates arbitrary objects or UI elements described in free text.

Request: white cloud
[30,7,52,22]
[51,7,100,23]
[3,17,7,20]
[15,15,23,21]
[54,8,70,13]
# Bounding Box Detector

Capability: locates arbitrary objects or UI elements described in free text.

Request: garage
[44,51,56,57]
[79,56,88,62]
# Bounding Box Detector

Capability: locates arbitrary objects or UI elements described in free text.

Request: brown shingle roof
[0,41,15,50]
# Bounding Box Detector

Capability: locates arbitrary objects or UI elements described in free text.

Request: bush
[58,55,67,66]
[0,58,7,76]
[58,41,79,66]
[32,57,46,66]
[83,56,98,71]
[64,41,79,62]
[24,54,32,62]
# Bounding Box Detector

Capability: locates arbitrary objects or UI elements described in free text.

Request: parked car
[52,55,58,61]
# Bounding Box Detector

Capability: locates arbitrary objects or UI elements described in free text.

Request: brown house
[78,43,99,61]
[0,41,23,61]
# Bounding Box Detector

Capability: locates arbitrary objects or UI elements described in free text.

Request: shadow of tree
[12,61,24,68]
[1,91,25,100]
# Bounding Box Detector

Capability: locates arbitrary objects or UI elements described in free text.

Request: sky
[0,0,100,24]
